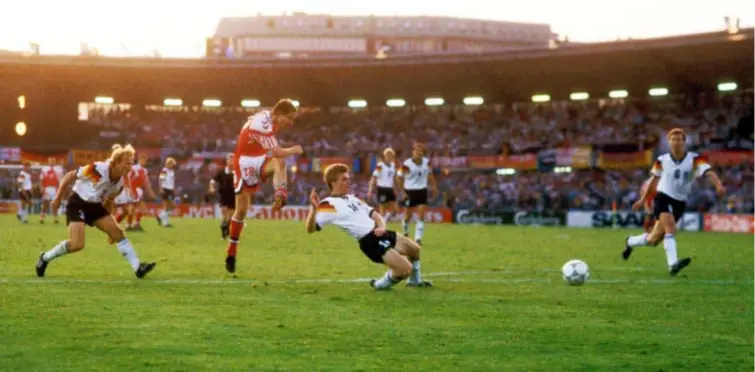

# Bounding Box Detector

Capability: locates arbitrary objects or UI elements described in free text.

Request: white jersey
[159,167,175,190]
[315,194,376,240]
[72,162,126,203]
[652,152,711,201]
[372,161,396,188]
[17,170,32,191]
[397,157,430,190]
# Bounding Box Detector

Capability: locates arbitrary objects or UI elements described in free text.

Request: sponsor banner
[239,37,367,53]
[247,205,452,223]
[597,150,653,169]
[71,149,111,166]
[497,153,538,170]
[113,203,218,219]
[0,147,21,162]
[703,214,754,233]
[705,151,753,166]
[466,154,538,170]
[430,156,469,170]
[20,150,68,165]
[454,209,565,226]
[568,211,701,231]
[0,200,19,214]
[555,147,592,168]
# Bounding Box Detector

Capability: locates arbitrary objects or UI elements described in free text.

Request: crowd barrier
[1,199,750,233]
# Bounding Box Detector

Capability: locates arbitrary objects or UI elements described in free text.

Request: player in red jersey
[39,163,62,224]
[224,99,303,273]
[640,178,657,233]
[126,153,157,231]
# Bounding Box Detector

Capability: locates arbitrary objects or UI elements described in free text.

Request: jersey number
[673,169,691,180]
[379,240,391,248]
[347,203,359,212]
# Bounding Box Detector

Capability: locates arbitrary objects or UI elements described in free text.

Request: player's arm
[305,189,320,234]
[144,178,157,200]
[54,171,77,201]
[705,171,726,196]
[270,145,303,159]
[396,165,407,199]
[370,209,386,230]
[103,195,117,214]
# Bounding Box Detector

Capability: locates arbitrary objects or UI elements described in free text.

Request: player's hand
[632,201,644,211]
[716,186,726,197]
[292,145,304,155]
[374,227,386,237]
[51,197,61,212]
[309,188,320,208]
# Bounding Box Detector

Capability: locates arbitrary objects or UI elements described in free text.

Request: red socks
[226,218,244,257]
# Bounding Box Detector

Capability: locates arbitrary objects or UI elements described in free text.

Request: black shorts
[66,193,109,226]
[161,189,175,201]
[404,189,428,208]
[377,187,396,204]
[19,190,32,203]
[358,230,397,264]
[652,192,686,222]
[219,193,236,209]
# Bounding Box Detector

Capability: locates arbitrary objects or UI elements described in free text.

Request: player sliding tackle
[35,144,156,279]
[305,163,432,289]
[623,128,725,276]
[225,99,303,273]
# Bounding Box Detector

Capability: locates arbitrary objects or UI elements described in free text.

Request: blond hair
[165,157,177,167]
[383,147,395,158]
[667,128,686,141]
[109,143,135,164]
[323,163,350,191]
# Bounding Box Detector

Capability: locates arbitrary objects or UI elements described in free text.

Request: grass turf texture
[0,216,752,371]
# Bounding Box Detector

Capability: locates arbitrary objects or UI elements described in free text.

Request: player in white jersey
[35,144,156,279]
[623,129,725,275]
[16,163,33,223]
[156,157,177,227]
[305,163,432,289]
[396,143,438,245]
[367,147,400,222]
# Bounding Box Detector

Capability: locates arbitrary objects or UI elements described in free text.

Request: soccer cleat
[134,225,145,232]
[35,253,48,277]
[669,257,692,276]
[225,256,236,274]
[135,262,157,278]
[369,279,376,288]
[406,280,434,288]
[622,237,633,260]
[416,239,422,246]
[272,188,288,213]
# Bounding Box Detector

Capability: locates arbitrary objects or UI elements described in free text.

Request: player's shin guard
[663,234,678,268]
[414,221,425,241]
[408,261,422,284]
[116,238,141,272]
[226,218,244,257]
[627,233,648,247]
[372,270,401,289]
[42,240,70,262]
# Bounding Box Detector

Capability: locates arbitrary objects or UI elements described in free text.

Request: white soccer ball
[561,259,590,285]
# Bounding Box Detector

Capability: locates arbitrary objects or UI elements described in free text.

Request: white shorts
[234,155,270,193]
[131,188,144,203]
[114,189,131,206]
[43,186,57,201]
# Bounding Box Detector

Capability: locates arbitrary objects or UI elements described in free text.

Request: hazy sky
[0,0,751,57]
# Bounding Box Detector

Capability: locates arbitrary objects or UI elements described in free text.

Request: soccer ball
[561,259,590,285]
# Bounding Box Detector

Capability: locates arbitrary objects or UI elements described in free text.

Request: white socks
[407,261,422,284]
[42,241,70,262]
[627,233,648,247]
[160,210,169,226]
[372,270,400,289]
[415,221,425,241]
[402,220,410,236]
[663,234,678,268]
[117,238,141,272]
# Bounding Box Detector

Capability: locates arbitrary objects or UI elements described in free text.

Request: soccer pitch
[1,216,752,371]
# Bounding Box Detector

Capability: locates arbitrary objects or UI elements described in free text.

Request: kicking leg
[659,213,691,276]
[264,158,288,212]
[623,220,664,260]
[36,221,86,277]
[370,249,412,290]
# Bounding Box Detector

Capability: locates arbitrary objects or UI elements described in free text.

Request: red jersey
[129,165,148,189]
[235,111,279,157]
[40,168,59,188]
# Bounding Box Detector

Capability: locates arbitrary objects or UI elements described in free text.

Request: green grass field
[0,215,752,371]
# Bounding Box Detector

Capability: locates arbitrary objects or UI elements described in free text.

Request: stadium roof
[0,29,751,107]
